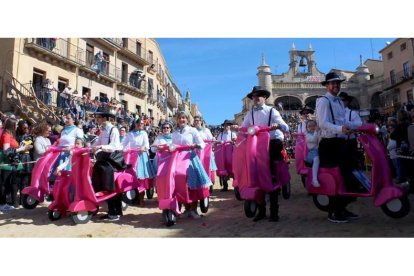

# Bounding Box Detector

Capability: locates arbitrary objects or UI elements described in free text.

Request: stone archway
[274,96,302,111]
[304,96,319,110]
[370,92,382,109]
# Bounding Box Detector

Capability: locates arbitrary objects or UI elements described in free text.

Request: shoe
[328,213,348,223]
[312,180,320,187]
[181,209,191,218]
[343,209,359,220]
[0,204,15,212]
[253,206,266,222]
[100,214,120,221]
[190,210,201,219]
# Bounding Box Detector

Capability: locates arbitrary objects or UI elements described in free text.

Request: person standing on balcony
[60,85,71,111]
[93,51,104,78]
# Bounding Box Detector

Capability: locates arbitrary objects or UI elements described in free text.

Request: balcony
[166,91,178,108]
[119,38,150,66]
[147,62,158,75]
[77,52,120,85]
[89,38,123,49]
[116,73,147,99]
[24,38,83,68]
[383,66,414,90]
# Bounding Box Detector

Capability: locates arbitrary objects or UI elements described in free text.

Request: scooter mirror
[168,143,176,152]
[247,126,257,135]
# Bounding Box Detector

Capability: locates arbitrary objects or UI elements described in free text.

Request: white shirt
[33,136,51,160]
[92,122,122,152]
[241,104,289,141]
[122,130,149,150]
[196,127,213,140]
[387,138,397,159]
[217,130,237,142]
[344,107,362,139]
[297,121,307,134]
[58,126,84,147]
[306,131,320,150]
[151,134,172,152]
[172,125,205,149]
[315,92,346,139]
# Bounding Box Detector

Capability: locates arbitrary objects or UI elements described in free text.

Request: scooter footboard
[159,198,180,214]
[21,187,44,202]
[374,186,405,207]
[240,187,264,202]
[307,167,341,195]
[69,200,97,213]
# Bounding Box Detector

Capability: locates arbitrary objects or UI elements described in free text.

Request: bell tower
[257,54,273,103]
[288,43,317,76]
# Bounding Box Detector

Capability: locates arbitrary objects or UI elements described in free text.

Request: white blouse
[217,130,237,142]
[196,127,213,140]
[172,125,205,149]
[58,126,84,147]
[306,131,320,150]
[122,130,150,150]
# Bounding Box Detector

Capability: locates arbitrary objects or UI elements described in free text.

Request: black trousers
[319,137,357,215]
[0,170,22,205]
[107,193,123,216]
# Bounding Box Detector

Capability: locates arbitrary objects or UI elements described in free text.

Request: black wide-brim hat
[222,119,235,126]
[320,72,345,86]
[338,91,352,102]
[246,86,271,99]
[299,106,314,115]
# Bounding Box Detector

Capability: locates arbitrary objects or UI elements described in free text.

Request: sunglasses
[162,127,170,129]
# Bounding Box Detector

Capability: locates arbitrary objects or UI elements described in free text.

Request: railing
[121,38,148,61]
[104,38,123,48]
[25,38,84,64]
[383,66,414,90]
[77,51,120,81]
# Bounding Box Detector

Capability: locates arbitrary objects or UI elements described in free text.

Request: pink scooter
[233,126,291,218]
[294,133,308,187]
[47,170,73,220]
[21,146,64,209]
[123,149,155,202]
[214,140,234,191]
[306,124,411,218]
[196,140,216,193]
[67,148,144,224]
[156,144,210,227]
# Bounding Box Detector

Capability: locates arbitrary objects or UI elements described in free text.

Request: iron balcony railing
[25,38,84,64]
[383,66,414,90]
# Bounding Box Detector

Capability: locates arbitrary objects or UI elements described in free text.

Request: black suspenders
[251,107,273,126]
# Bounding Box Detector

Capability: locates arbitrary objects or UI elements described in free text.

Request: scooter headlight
[168,144,176,152]
[247,126,257,135]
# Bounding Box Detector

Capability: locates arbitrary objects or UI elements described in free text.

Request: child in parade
[305,120,320,187]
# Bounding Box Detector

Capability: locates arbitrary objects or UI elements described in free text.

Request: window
[387,51,393,60]
[148,108,153,118]
[32,68,45,99]
[148,51,154,64]
[122,63,128,83]
[86,44,94,67]
[58,77,68,92]
[102,52,109,75]
[136,105,141,115]
[136,41,141,57]
[407,90,413,102]
[121,100,128,111]
[122,38,128,48]
[148,78,153,96]
[403,62,411,78]
[390,70,396,85]
[400,42,407,51]
[82,87,91,97]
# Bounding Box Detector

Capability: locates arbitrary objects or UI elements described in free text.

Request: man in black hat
[316,72,358,223]
[234,86,289,222]
[92,110,125,221]
[216,119,237,191]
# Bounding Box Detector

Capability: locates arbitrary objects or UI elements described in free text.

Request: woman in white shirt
[172,111,212,219]
[33,123,52,161]
[151,121,173,171]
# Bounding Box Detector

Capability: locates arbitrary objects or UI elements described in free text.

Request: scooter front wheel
[162,209,176,227]
[71,211,92,224]
[22,194,39,210]
[381,196,410,218]
[312,194,330,212]
[234,186,241,201]
[122,189,138,205]
[47,210,62,221]
[200,197,209,213]
[244,200,257,218]
[146,187,155,199]
[282,182,291,199]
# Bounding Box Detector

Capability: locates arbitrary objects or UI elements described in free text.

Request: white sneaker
[312,180,320,187]
[190,210,201,219]
[181,209,191,218]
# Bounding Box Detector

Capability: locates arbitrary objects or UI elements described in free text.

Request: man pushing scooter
[233,86,289,222]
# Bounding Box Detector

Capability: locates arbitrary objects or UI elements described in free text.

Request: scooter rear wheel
[234,186,241,201]
[381,196,410,218]
[162,210,176,227]
[282,182,291,199]
[200,197,209,213]
[146,187,155,199]
[312,194,330,212]
[122,189,138,204]
[244,200,257,218]
[71,211,92,224]
[22,194,39,210]
[47,210,62,221]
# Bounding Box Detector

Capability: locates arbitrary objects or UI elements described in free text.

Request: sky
[157,38,394,125]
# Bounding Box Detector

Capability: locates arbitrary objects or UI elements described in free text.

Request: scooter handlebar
[239,126,273,135]
[354,124,378,135]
